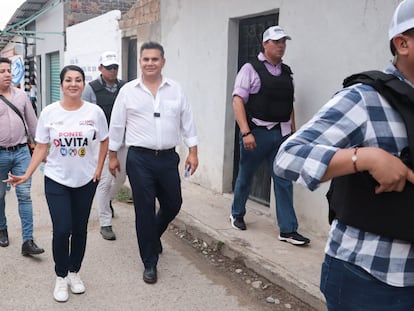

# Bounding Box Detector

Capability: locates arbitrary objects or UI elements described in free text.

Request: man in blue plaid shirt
[275,1,414,310]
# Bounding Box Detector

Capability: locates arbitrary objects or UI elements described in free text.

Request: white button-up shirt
[109,77,198,152]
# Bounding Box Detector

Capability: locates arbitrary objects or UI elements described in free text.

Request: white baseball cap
[262,26,291,42]
[99,51,119,66]
[389,0,414,40]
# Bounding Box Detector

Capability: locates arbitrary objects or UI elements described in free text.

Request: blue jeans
[0,146,33,241]
[232,127,298,233]
[45,177,97,277]
[320,254,414,310]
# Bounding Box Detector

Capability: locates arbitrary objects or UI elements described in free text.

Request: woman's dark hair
[60,65,85,84]
[140,41,165,58]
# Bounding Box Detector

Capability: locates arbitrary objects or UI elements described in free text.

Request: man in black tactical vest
[82,51,126,241]
[230,26,309,246]
[275,1,414,309]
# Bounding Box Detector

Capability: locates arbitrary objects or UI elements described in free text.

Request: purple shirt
[232,52,293,136]
[0,86,37,147]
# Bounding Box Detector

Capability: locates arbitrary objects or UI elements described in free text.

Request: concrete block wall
[65,0,136,27]
[119,0,160,28]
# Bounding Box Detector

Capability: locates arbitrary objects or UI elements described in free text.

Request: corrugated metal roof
[0,0,50,51]
[7,0,49,26]
[0,0,136,53]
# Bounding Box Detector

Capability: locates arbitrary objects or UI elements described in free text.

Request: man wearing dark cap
[82,51,126,241]
[230,26,309,246]
[276,0,414,309]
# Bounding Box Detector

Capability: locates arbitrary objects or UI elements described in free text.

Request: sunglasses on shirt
[103,64,119,70]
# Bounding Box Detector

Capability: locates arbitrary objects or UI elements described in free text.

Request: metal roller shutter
[49,52,60,103]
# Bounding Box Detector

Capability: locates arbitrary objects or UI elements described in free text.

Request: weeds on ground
[116,186,132,203]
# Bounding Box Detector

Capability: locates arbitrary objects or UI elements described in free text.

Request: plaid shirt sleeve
[275,65,414,287]
[275,86,371,190]
[275,73,409,190]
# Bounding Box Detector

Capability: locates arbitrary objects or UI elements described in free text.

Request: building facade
[0,0,402,238]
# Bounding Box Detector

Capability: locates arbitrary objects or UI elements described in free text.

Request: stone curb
[172,210,326,311]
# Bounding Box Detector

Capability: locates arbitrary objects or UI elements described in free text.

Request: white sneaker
[67,272,86,294]
[53,277,68,302]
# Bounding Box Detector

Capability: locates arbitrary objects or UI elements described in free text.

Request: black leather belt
[0,143,27,151]
[130,146,175,156]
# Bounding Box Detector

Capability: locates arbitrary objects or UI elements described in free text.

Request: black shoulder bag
[0,94,35,155]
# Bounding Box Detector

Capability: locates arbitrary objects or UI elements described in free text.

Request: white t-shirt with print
[36,101,108,188]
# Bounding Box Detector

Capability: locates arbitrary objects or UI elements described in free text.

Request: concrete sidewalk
[174,180,327,311]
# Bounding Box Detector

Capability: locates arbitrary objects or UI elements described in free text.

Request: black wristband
[242,131,251,137]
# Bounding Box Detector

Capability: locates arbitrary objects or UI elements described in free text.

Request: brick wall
[65,0,137,27]
[119,0,160,29]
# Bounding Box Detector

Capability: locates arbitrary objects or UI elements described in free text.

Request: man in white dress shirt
[108,41,198,284]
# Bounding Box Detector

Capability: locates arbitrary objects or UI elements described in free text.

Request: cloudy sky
[0,0,26,30]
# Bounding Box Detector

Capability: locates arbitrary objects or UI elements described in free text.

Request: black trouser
[45,177,97,277]
[127,147,182,268]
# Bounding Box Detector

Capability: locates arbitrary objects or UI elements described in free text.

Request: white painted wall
[35,1,65,107]
[160,0,401,237]
[35,5,64,56]
[65,10,123,83]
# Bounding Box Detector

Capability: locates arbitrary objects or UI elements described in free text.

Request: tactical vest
[90,79,126,125]
[246,60,294,123]
[327,71,414,241]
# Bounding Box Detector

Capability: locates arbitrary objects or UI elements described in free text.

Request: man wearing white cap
[230,26,309,245]
[82,51,126,241]
[275,0,414,309]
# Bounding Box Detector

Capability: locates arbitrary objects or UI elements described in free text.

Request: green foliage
[116,186,132,202]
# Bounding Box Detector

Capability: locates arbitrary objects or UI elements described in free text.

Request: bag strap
[0,94,30,139]
[343,70,414,165]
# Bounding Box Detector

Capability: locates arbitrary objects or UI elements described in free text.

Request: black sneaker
[230,215,246,230]
[278,232,310,246]
[0,229,9,247]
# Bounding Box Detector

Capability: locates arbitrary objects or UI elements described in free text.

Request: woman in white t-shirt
[6,65,108,303]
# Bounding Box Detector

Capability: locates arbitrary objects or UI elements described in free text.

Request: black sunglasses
[103,64,119,70]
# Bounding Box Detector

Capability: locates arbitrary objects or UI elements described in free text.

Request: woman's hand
[323,146,414,193]
[2,172,29,187]
[367,148,414,193]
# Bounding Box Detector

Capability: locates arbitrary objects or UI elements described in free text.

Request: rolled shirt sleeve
[275,87,372,191]
[108,88,127,152]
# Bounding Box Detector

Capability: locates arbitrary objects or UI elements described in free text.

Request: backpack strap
[343,70,414,166]
[0,94,30,139]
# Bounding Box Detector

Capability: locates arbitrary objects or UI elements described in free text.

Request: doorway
[232,13,279,206]
[127,37,137,81]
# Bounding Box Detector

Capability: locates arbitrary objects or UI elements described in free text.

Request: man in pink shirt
[0,57,44,255]
[230,26,309,246]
